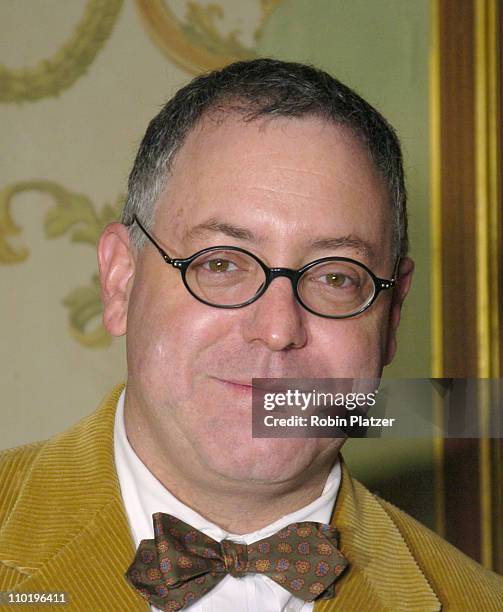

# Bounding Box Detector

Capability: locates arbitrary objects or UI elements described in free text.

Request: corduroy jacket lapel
[0,384,148,610]
[0,385,441,611]
[316,465,440,611]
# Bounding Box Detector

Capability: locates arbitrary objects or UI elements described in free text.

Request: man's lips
[213,377,253,390]
[211,377,274,391]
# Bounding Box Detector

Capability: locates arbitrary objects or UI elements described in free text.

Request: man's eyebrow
[183,220,374,258]
[183,219,260,242]
[309,236,374,258]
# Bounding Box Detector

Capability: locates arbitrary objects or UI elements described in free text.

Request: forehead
[155,113,392,261]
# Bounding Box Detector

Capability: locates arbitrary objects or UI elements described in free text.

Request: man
[0,59,501,611]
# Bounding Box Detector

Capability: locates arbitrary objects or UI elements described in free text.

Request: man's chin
[198,436,339,485]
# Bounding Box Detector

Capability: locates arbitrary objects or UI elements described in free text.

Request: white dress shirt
[114,389,341,612]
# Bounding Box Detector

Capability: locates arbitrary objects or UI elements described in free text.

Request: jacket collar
[0,385,440,611]
[0,383,148,609]
[318,461,441,611]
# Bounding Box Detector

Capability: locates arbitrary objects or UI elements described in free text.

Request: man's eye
[320,272,354,288]
[202,258,238,272]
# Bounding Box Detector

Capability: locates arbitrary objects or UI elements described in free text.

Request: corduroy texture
[0,384,502,611]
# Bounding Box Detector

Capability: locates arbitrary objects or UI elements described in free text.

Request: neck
[123,393,340,534]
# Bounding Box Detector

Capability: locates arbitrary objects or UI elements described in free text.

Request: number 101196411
[0,592,68,605]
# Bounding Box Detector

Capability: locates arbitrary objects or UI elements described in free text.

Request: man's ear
[97,222,136,337]
[383,256,414,365]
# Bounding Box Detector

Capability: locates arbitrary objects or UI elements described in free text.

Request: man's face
[102,114,411,485]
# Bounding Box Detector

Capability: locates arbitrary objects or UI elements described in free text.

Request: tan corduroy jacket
[1,384,502,611]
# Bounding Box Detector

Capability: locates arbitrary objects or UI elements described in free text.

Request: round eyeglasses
[130,216,397,319]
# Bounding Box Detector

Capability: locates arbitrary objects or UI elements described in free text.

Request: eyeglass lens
[184,249,376,317]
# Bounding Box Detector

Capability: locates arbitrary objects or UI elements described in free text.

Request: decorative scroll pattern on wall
[0,181,122,347]
[0,0,123,104]
[135,0,284,74]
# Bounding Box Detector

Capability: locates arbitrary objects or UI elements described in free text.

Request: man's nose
[240,277,308,351]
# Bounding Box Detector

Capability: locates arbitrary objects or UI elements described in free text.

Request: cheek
[125,264,232,402]
[314,311,389,377]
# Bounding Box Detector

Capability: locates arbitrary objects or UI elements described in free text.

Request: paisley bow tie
[126,512,348,611]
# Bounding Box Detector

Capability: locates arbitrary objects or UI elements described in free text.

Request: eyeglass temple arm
[130,215,174,264]
[383,255,402,289]
[391,255,402,282]
[375,255,401,291]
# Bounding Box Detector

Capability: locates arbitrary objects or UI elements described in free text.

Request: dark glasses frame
[129,215,398,319]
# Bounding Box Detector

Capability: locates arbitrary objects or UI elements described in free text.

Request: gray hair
[122,58,408,259]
